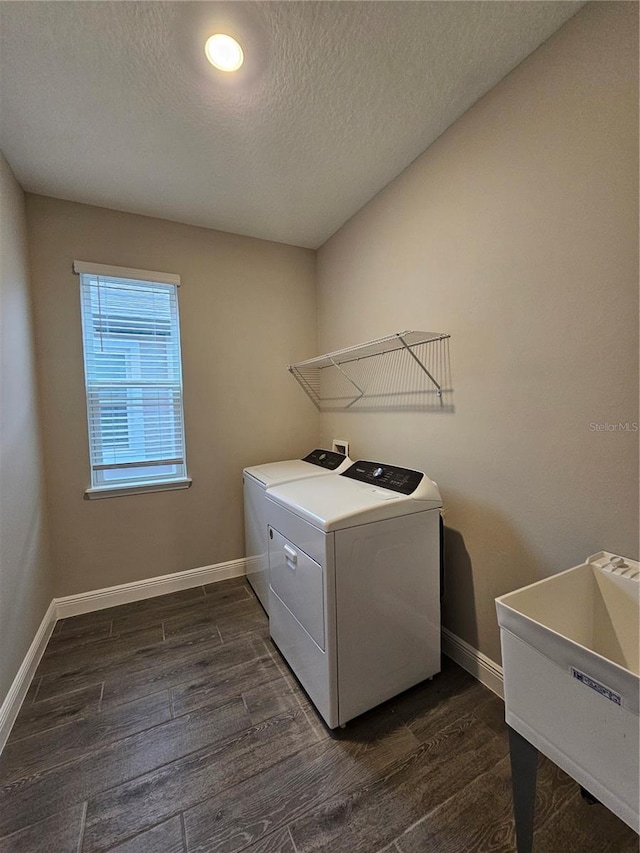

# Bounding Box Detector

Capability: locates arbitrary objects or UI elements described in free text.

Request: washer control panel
[341,460,424,495]
[302,449,347,470]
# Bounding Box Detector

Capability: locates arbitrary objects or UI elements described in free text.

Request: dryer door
[268,528,325,650]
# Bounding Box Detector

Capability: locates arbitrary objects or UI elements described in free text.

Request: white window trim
[73,260,181,287]
[85,477,192,500]
[75,260,189,499]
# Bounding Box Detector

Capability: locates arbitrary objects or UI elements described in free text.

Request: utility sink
[496,551,639,835]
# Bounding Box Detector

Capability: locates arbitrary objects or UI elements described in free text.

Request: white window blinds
[75,262,188,494]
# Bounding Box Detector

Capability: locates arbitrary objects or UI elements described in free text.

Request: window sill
[85,478,192,500]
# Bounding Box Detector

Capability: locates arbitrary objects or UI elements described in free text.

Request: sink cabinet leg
[508,726,538,853]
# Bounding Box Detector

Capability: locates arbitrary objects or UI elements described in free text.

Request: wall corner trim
[0,600,57,752]
[441,627,504,699]
[0,557,248,753]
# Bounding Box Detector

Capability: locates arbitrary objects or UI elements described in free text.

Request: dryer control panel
[302,449,347,470]
[341,460,424,495]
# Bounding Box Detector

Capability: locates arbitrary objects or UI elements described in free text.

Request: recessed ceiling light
[205,34,244,72]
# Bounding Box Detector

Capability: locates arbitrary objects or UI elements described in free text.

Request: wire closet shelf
[287,330,451,411]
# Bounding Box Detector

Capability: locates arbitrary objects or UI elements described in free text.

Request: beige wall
[26,196,319,597]
[0,154,53,703]
[317,2,639,664]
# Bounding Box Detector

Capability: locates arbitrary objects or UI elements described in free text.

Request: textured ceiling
[0,1,584,248]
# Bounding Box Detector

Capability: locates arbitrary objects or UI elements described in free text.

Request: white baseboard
[2,565,501,756]
[0,600,57,752]
[442,627,504,699]
[0,557,249,753]
[55,557,248,619]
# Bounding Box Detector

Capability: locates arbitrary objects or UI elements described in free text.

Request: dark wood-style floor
[0,577,637,853]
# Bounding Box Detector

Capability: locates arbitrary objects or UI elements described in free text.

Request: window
[74,261,190,498]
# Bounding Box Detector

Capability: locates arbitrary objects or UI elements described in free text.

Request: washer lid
[266,463,441,532]
[244,450,351,488]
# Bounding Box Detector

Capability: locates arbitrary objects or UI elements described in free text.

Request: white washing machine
[243,449,352,612]
[265,459,442,728]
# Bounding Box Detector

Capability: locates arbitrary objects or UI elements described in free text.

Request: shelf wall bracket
[398,335,442,397]
[329,357,365,408]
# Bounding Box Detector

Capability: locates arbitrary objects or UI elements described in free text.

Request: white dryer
[243,449,352,612]
[265,460,442,728]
